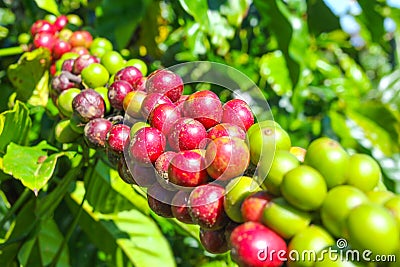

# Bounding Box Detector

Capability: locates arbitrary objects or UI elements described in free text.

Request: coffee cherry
[189,184,227,230]
[72,54,100,75]
[114,66,143,87]
[129,127,166,165]
[51,72,81,93]
[72,89,105,123]
[183,90,223,129]
[147,182,175,218]
[31,20,56,36]
[155,151,178,180]
[200,228,229,254]
[52,39,72,60]
[230,222,287,267]
[168,150,209,187]
[207,123,246,140]
[123,91,147,118]
[148,103,181,135]
[53,15,68,31]
[222,99,254,131]
[108,80,133,110]
[167,118,207,152]
[81,63,110,89]
[69,30,93,48]
[171,190,194,224]
[61,59,75,72]
[241,191,274,222]
[57,88,81,118]
[141,93,173,119]
[100,51,125,75]
[84,118,112,148]
[33,32,56,51]
[117,157,136,184]
[131,164,157,187]
[107,124,130,154]
[146,69,183,102]
[205,136,250,181]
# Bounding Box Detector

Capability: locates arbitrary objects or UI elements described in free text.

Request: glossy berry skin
[33,32,56,51]
[155,151,178,180]
[114,66,143,87]
[230,222,287,267]
[189,184,227,230]
[61,59,75,72]
[30,20,56,36]
[241,191,274,223]
[52,39,72,59]
[168,150,209,187]
[171,190,194,224]
[84,118,113,148]
[168,118,208,152]
[149,103,181,135]
[129,127,166,165]
[72,55,100,75]
[147,182,175,218]
[200,228,230,254]
[146,69,183,102]
[107,124,130,154]
[72,89,105,123]
[183,90,223,129]
[222,99,254,131]
[108,80,133,110]
[141,93,173,119]
[69,30,93,48]
[70,46,89,56]
[205,136,250,181]
[208,123,246,140]
[54,15,68,31]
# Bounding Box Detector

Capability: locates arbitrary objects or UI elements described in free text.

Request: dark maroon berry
[108,80,133,110]
[222,99,254,131]
[61,59,75,72]
[51,72,81,93]
[168,150,208,187]
[155,151,178,180]
[149,103,181,135]
[129,127,166,165]
[230,222,287,267]
[72,54,100,75]
[72,89,105,122]
[114,66,143,87]
[117,157,135,184]
[146,69,183,102]
[131,164,157,187]
[171,190,194,224]
[207,123,246,140]
[52,39,71,59]
[31,20,56,36]
[167,118,208,152]
[189,184,228,230]
[140,93,173,119]
[107,124,130,154]
[33,32,56,51]
[54,15,68,31]
[183,90,223,129]
[84,118,112,148]
[200,228,229,254]
[147,182,175,218]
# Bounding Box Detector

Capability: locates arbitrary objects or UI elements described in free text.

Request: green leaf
[307,0,340,35]
[179,0,210,29]
[259,50,293,96]
[220,0,251,27]
[18,218,69,267]
[357,0,386,47]
[0,101,31,156]
[0,8,16,25]
[67,181,176,267]
[253,0,301,87]
[84,160,149,214]
[2,142,71,194]
[34,0,60,15]
[7,48,51,103]
[346,109,399,156]
[95,0,152,49]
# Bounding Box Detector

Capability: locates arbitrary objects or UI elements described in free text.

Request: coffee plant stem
[0,188,31,229]
[0,46,24,57]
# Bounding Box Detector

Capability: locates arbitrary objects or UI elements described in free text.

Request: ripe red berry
[107,124,130,154]
[33,32,57,51]
[146,69,183,102]
[114,66,143,88]
[53,15,68,31]
[129,127,166,165]
[222,99,254,131]
[167,118,207,152]
[148,103,181,135]
[72,89,105,122]
[141,93,173,119]
[69,30,93,48]
[52,39,72,59]
[84,118,113,148]
[31,20,56,36]
[171,190,194,224]
[147,182,175,218]
[108,80,133,110]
